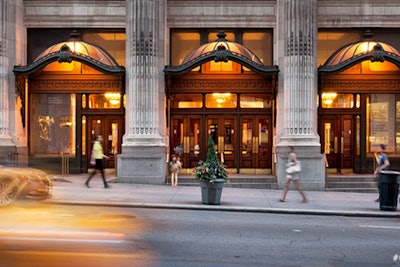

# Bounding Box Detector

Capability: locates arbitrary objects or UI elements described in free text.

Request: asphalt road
[0,202,399,267]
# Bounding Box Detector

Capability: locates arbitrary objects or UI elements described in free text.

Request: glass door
[207,116,236,168]
[87,116,123,169]
[321,115,354,174]
[240,116,272,172]
[170,115,202,169]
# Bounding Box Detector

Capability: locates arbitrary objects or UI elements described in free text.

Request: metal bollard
[61,153,70,176]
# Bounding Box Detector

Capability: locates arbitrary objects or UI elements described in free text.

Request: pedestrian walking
[374,144,390,202]
[169,154,182,186]
[85,135,110,188]
[279,146,307,203]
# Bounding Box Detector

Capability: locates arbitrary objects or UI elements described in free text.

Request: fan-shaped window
[324,40,400,67]
[182,32,263,65]
[34,40,119,67]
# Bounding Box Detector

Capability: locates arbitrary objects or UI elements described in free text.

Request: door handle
[341,136,344,154]
[183,136,190,153]
[334,137,338,154]
[218,137,224,153]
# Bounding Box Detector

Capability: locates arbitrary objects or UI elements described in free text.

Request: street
[0,202,399,267]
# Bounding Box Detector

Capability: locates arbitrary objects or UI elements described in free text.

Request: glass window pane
[30,94,76,155]
[170,94,202,108]
[243,32,272,65]
[318,30,362,66]
[89,93,121,109]
[171,32,200,66]
[367,94,395,153]
[208,32,235,42]
[83,32,126,67]
[240,94,272,108]
[205,93,237,108]
[321,93,354,108]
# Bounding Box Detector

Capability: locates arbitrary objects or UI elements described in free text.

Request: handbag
[286,161,301,174]
[90,150,95,166]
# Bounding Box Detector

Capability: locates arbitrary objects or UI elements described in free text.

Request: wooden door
[88,116,123,169]
[240,116,272,171]
[206,116,236,168]
[170,115,203,168]
[321,115,354,174]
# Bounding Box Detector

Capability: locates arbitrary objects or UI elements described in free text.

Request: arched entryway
[318,37,400,174]
[165,32,279,174]
[13,32,125,173]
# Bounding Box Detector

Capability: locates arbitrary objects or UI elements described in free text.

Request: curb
[45,200,400,218]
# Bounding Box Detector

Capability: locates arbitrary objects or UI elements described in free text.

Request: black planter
[199,178,225,205]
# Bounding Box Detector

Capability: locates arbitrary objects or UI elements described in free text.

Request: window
[88,93,121,109]
[366,94,396,153]
[170,94,203,108]
[321,93,356,108]
[240,94,272,108]
[170,32,200,66]
[30,94,76,155]
[206,93,237,108]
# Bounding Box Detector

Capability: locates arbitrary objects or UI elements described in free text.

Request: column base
[0,135,17,165]
[116,144,167,184]
[276,138,325,191]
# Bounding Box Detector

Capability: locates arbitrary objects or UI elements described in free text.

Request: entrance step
[326,174,378,193]
[168,174,277,189]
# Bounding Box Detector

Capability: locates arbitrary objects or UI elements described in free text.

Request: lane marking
[359,224,400,230]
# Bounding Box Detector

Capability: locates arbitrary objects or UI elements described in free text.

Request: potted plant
[193,137,228,205]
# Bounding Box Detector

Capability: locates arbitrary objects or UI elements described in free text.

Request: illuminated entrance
[165,32,278,174]
[13,33,125,173]
[319,38,400,174]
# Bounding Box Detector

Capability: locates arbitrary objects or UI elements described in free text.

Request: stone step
[326,187,378,193]
[325,175,378,193]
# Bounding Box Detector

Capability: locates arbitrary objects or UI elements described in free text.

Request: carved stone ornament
[58,44,73,63]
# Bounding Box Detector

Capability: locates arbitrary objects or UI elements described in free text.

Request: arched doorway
[13,34,125,173]
[165,32,279,174]
[318,38,400,174]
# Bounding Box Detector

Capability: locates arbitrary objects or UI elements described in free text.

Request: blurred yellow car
[0,167,52,206]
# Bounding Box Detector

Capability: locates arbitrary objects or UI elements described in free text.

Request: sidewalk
[46,174,400,218]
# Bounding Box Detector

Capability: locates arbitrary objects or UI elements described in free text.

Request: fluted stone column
[117,0,167,183]
[0,0,19,164]
[276,0,325,190]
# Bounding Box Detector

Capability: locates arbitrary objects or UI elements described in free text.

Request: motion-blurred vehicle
[0,166,52,206]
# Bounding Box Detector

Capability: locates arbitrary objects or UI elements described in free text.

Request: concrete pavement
[46,174,400,218]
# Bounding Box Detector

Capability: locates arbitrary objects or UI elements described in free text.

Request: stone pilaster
[276,0,325,190]
[117,0,167,184]
[0,0,19,164]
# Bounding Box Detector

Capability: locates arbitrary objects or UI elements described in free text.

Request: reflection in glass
[206,93,237,108]
[171,94,202,108]
[30,94,76,155]
[242,119,253,155]
[190,118,201,156]
[89,93,121,109]
[321,93,354,108]
[240,94,271,108]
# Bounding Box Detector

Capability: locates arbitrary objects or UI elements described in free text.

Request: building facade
[2,0,400,190]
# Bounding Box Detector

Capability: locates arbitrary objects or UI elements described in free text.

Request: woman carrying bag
[279,146,307,203]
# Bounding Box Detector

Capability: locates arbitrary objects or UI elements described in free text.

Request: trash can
[378,170,399,211]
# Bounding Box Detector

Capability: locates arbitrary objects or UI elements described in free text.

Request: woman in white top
[279,146,307,203]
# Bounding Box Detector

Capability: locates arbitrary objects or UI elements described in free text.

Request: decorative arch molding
[319,42,400,75]
[13,44,125,76]
[164,45,279,76]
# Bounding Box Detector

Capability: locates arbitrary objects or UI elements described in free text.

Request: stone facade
[3,0,400,189]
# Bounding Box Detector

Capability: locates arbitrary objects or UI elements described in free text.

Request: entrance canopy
[13,33,125,76]
[164,32,278,76]
[319,39,400,74]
